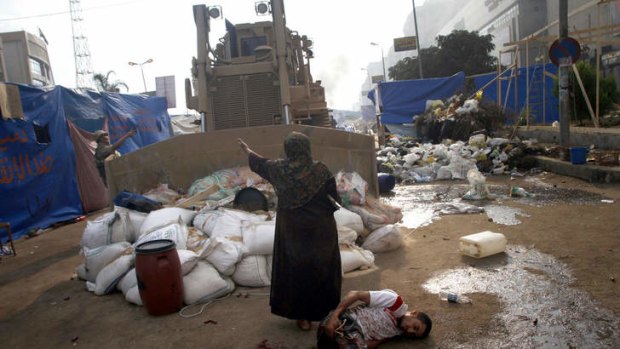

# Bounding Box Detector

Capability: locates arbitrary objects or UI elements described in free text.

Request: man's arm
[110,129,136,152]
[323,291,371,338]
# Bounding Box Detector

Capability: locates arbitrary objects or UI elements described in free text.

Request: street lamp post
[412,0,423,78]
[370,42,387,81]
[128,58,153,92]
[361,67,372,89]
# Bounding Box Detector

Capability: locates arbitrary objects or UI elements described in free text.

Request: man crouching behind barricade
[317,289,432,349]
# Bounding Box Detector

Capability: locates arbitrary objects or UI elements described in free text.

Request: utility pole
[412,0,423,78]
[558,0,570,147]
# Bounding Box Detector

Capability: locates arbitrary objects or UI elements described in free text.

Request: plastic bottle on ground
[439,291,472,304]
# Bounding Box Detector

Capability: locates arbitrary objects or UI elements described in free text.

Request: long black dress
[249,153,342,321]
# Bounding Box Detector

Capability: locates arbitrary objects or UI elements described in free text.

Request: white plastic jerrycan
[459,231,507,258]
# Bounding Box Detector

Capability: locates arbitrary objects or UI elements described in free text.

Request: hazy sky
[1,0,425,112]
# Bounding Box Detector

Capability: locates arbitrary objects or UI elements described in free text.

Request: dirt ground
[1,172,619,348]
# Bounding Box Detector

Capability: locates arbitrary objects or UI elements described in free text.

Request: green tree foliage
[93,71,129,92]
[389,30,496,80]
[570,61,618,122]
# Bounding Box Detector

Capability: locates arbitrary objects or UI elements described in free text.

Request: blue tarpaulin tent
[0,84,173,241]
[367,72,466,125]
[472,63,559,124]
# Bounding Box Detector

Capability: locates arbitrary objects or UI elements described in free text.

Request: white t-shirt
[348,289,408,340]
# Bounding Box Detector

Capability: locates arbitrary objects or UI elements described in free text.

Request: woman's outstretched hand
[237,138,250,154]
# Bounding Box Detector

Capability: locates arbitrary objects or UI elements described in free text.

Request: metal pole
[412,0,423,78]
[381,47,387,81]
[595,2,601,127]
[559,0,570,147]
[140,65,147,92]
[526,40,530,127]
[272,0,292,124]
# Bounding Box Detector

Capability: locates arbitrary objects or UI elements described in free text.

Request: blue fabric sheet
[473,63,559,124]
[0,84,172,241]
[0,85,83,241]
[367,72,466,124]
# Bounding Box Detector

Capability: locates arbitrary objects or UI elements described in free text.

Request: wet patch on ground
[423,246,620,348]
[384,179,612,228]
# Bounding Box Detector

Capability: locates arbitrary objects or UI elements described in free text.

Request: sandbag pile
[76,170,405,308]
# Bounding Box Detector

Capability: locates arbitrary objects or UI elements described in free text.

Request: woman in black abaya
[238,132,342,331]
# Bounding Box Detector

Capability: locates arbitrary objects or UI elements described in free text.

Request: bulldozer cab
[186,3,332,131]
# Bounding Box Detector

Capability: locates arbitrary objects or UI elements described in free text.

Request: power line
[0,0,147,22]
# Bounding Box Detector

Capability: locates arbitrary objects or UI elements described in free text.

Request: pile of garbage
[75,168,404,308]
[376,133,543,184]
[413,94,505,144]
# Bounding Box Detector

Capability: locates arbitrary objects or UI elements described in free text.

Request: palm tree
[93,71,129,92]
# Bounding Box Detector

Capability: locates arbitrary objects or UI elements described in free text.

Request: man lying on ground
[317,289,432,349]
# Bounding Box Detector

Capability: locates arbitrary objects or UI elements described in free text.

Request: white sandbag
[114,206,148,240]
[186,227,211,256]
[177,249,199,275]
[347,197,403,231]
[117,268,137,294]
[337,225,358,245]
[109,209,136,243]
[202,237,246,276]
[266,255,273,277]
[125,285,143,306]
[94,254,135,296]
[143,183,180,205]
[340,244,375,274]
[335,171,368,206]
[193,208,266,238]
[334,208,364,234]
[362,225,404,253]
[241,221,275,255]
[134,217,189,250]
[232,255,271,287]
[75,263,88,281]
[183,261,235,305]
[83,242,133,282]
[138,207,197,237]
[81,212,116,249]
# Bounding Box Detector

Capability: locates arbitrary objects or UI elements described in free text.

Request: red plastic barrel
[135,239,184,316]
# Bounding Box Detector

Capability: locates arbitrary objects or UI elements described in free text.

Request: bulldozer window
[240,36,267,56]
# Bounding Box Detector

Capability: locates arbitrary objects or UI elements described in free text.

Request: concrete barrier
[105,125,378,203]
[516,126,620,150]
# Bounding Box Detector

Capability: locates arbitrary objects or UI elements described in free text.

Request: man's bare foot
[296,319,311,331]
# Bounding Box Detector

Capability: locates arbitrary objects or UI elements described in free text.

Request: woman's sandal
[296,320,312,331]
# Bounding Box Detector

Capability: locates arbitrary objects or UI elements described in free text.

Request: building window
[30,58,42,76]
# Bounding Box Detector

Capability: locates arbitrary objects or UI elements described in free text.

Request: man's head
[399,311,432,339]
[94,130,109,145]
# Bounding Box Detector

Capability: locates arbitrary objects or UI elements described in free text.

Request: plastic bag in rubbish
[462,168,491,200]
[468,134,486,149]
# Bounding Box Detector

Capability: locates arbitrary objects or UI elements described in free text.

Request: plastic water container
[459,231,507,258]
[570,147,588,165]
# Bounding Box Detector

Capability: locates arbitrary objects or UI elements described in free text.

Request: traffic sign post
[549,37,581,66]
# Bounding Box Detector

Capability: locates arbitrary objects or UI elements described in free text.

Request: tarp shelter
[0,83,173,241]
[473,63,560,124]
[367,72,466,125]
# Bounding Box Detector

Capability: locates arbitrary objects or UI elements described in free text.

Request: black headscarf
[264,132,333,209]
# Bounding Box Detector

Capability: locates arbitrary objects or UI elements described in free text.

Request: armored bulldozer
[185,1,332,131]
